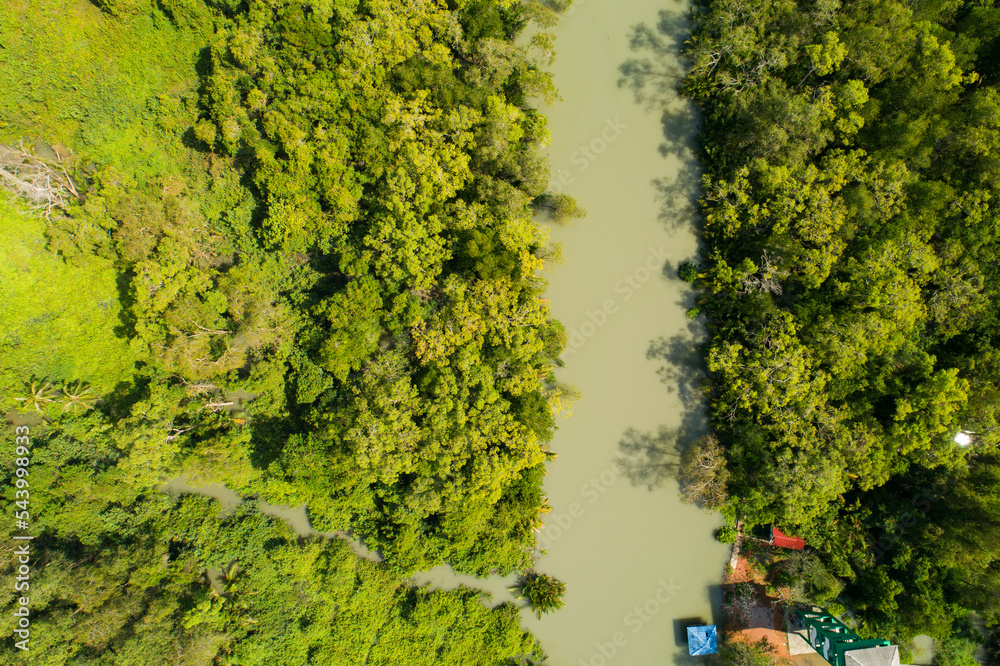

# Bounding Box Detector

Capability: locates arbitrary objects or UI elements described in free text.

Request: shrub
[514,572,566,618]
[93,0,150,18]
[717,525,738,543]
[934,637,979,666]
[677,260,699,283]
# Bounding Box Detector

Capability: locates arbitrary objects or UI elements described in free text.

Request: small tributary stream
[160,477,382,562]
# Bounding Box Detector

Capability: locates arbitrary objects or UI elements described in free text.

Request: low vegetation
[513,571,567,618]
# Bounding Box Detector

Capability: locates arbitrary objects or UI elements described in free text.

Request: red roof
[771,527,806,550]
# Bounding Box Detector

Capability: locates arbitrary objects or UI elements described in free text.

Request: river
[521,0,731,663]
[420,1,729,664]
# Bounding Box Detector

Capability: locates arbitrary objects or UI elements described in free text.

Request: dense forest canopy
[0,0,578,661]
[669,0,1000,650]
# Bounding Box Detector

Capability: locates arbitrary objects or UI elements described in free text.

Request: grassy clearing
[0,193,138,401]
[0,0,209,181]
[0,0,215,405]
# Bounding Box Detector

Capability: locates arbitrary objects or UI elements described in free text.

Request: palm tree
[223,562,241,584]
[513,571,566,618]
[60,380,96,414]
[212,561,242,598]
[13,379,56,413]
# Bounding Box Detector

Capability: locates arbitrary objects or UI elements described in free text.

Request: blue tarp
[687,625,718,656]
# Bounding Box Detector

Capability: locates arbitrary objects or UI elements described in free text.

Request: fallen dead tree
[0,141,79,219]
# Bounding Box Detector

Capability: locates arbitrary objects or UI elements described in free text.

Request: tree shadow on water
[619,9,703,233]
[616,320,713,490]
[616,426,682,490]
[653,142,702,232]
[618,9,691,111]
[615,405,707,491]
[657,103,700,160]
[647,321,709,406]
[652,104,702,231]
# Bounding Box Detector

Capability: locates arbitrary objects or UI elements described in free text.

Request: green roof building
[798,609,901,666]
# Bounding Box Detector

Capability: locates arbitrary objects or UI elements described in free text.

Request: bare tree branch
[0,142,78,219]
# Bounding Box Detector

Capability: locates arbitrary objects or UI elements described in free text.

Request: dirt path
[723,555,792,658]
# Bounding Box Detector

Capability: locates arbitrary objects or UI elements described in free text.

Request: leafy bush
[677,260,699,283]
[716,525,738,544]
[715,638,783,666]
[772,551,843,605]
[515,572,567,618]
[934,637,979,666]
